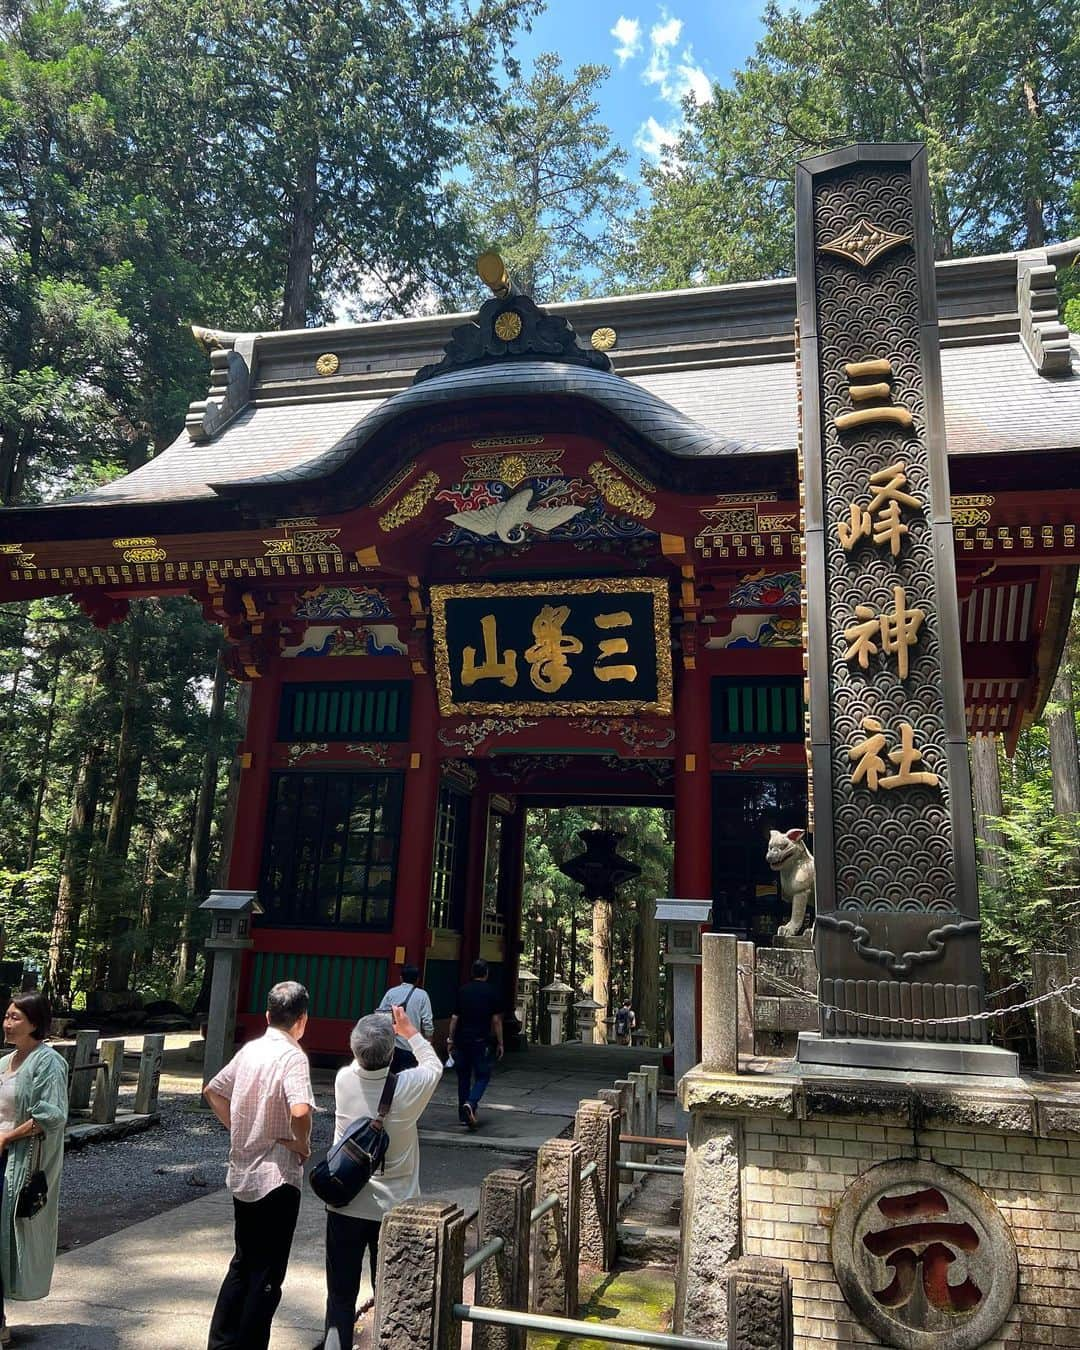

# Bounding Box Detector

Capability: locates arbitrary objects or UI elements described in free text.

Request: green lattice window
[711,677,803,743]
[278,682,410,742]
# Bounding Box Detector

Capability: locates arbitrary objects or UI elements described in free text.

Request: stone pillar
[599,1085,631,1204]
[736,941,755,1058]
[627,1072,648,1164]
[203,946,243,1085]
[574,1100,619,1270]
[670,960,698,1134]
[476,1170,533,1350]
[702,933,738,1073]
[69,1029,99,1111]
[530,1138,582,1317]
[542,980,573,1046]
[91,1037,124,1124]
[1033,951,1077,1074]
[675,1115,741,1339]
[641,1064,660,1137]
[134,1033,165,1115]
[727,1257,792,1350]
[372,1200,467,1350]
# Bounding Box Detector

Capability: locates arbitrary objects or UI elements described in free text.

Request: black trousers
[323,1211,382,1350]
[207,1183,301,1350]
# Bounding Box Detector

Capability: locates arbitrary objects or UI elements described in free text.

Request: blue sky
[513,3,769,176]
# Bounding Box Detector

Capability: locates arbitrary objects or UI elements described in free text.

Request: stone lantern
[516,967,539,1042]
[655,898,712,1133]
[542,978,574,1045]
[201,889,262,1084]
[573,995,603,1046]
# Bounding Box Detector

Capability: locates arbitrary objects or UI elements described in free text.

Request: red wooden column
[499,801,527,1014]
[226,666,282,890]
[673,658,712,899]
[394,675,441,973]
[458,779,491,980]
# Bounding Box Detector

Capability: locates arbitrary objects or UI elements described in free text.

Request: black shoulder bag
[16,1135,48,1219]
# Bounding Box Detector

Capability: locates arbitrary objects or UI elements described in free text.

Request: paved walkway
[10,1045,663,1348]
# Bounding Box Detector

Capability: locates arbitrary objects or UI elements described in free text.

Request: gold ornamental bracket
[477,250,512,298]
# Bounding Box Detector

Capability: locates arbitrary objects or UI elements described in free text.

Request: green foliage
[618,0,1080,290]
[459,52,637,303]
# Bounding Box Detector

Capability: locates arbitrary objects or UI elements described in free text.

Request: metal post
[69,1029,98,1111]
[134,1033,165,1115]
[574,1099,619,1270]
[372,1200,467,1350]
[475,1170,533,1350]
[91,1037,124,1124]
[530,1139,582,1317]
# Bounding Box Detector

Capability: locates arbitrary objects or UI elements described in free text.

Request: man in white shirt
[375,963,434,1072]
[321,1003,442,1350]
[204,980,315,1350]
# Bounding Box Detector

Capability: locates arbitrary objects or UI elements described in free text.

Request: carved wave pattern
[814,170,955,911]
[821,977,980,1041]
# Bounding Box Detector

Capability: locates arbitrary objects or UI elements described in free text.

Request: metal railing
[618,1160,685,1176]
[452,1302,725,1350]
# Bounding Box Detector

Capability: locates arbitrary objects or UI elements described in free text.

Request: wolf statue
[766,828,815,938]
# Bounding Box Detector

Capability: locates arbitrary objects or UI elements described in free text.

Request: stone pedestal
[677,1063,1080,1348]
[372,1200,467,1350]
[476,1170,533,1350]
[531,1138,582,1317]
[574,1100,619,1270]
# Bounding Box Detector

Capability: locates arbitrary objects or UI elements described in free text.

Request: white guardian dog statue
[766,828,815,938]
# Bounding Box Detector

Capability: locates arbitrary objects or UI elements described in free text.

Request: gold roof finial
[477,251,511,298]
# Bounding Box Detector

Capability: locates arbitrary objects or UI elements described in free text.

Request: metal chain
[740,965,1080,1029]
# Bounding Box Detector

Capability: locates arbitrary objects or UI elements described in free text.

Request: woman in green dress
[0,993,68,1345]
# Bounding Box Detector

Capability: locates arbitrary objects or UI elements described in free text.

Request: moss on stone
[527,1262,675,1350]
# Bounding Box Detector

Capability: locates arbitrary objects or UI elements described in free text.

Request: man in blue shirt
[375,964,434,1072]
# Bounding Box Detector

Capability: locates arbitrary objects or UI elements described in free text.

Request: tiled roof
[60,337,1080,508]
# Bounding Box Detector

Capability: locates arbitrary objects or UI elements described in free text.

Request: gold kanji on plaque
[834,358,914,432]
[848,716,940,791]
[837,461,923,557]
[461,614,518,688]
[593,611,638,684]
[843,585,925,680]
[525,605,583,693]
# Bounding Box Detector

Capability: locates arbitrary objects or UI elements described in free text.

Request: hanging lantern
[558,828,641,901]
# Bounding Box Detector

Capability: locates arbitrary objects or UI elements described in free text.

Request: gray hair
[350,1013,395,1070]
[267,981,309,1029]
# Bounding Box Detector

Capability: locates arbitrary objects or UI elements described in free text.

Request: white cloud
[611,16,642,65]
[633,116,680,164]
[640,8,712,108]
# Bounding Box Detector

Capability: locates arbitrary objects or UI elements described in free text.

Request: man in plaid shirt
[204,980,315,1350]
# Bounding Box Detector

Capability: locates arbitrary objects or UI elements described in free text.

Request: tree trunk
[94,637,145,991]
[971,734,1008,896]
[175,648,230,991]
[47,744,104,1007]
[26,653,62,869]
[281,149,319,328]
[592,897,612,1042]
[632,894,660,1046]
[1048,665,1080,881]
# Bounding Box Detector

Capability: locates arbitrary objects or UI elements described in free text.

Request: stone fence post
[1033,951,1077,1074]
[69,1029,99,1111]
[598,1085,632,1204]
[475,1169,533,1350]
[135,1033,165,1115]
[91,1037,124,1124]
[726,1257,792,1350]
[574,1100,619,1270]
[641,1065,659,1137]
[627,1072,648,1162]
[372,1200,467,1350]
[530,1138,581,1317]
[702,933,738,1073]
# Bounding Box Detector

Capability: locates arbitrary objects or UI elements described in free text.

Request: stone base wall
[678,1069,1080,1349]
[742,1116,1080,1347]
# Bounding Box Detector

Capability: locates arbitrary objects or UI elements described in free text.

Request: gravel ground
[58,1079,340,1253]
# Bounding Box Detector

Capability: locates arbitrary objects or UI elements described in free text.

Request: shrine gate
[2,207,1078,1055]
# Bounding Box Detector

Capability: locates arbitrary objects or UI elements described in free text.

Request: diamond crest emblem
[820,218,911,268]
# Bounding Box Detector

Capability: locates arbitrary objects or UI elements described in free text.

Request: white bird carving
[445,488,585,543]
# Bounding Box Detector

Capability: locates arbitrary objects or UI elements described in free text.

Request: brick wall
[740,1116,1080,1347]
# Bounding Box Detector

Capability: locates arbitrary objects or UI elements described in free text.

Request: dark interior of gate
[1,240,1076,1057]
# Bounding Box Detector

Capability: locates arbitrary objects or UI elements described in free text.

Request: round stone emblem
[494,310,522,341]
[315,352,340,376]
[831,1160,1016,1350]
